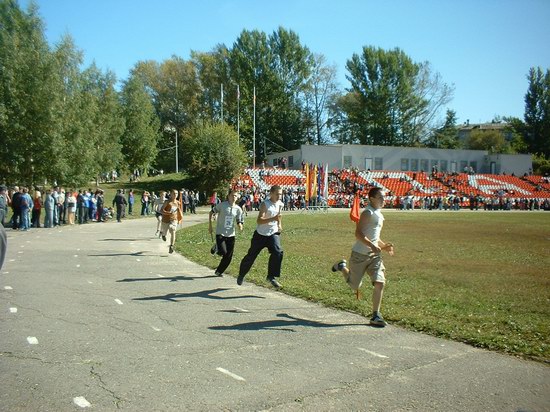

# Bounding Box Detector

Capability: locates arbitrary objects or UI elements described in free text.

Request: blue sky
[23,0,550,125]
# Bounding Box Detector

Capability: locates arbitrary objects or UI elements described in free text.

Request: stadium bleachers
[232,168,550,207]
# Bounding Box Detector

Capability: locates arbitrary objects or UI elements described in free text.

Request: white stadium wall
[266,144,532,176]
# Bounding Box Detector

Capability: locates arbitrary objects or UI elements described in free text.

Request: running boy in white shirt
[331,187,394,327]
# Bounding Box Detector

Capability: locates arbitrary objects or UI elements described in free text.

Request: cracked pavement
[1,209,549,411]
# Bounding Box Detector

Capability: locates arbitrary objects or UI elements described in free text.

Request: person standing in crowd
[237,185,284,288]
[66,190,77,225]
[331,187,394,327]
[128,190,134,215]
[19,187,32,231]
[160,189,182,254]
[77,190,85,224]
[10,186,21,230]
[208,189,244,277]
[96,190,105,222]
[112,189,127,223]
[31,189,42,228]
[43,189,55,228]
[0,186,9,227]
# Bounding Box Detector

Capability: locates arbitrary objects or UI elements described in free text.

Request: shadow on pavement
[209,313,367,332]
[132,288,266,302]
[117,275,219,282]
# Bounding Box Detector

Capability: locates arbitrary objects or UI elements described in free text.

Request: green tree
[131,57,201,171]
[465,129,510,153]
[303,54,340,145]
[120,76,160,174]
[181,122,247,195]
[524,67,550,157]
[428,109,460,149]
[0,0,60,184]
[344,46,453,146]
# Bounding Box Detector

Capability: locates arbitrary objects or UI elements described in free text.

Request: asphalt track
[1,210,548,411]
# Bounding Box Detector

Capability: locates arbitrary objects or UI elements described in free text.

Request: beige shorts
[347,250,386,289]
[160,221,177,234]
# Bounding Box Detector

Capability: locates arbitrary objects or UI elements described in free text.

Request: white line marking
[77,248,81,251]
[27,337,38,345]
[234,307,250,313]
[26,241,31,243]
[87,281,93,284]
[18,251,23,254]
[3,271,9,274]
[74,255,78,257]
[76,264,81,268]
[115,299,123,305]
[73,396,91,408]
[4,286,13,290]
[357,348,388,358]
[9,259,15,262]
[10,307,17,313]
[216,367,246,381]
[151,326,161,331]
[20,245,25,248]
[136,259,141,262]
[157,274,164,278]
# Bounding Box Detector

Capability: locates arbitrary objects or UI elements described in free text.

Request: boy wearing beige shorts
[332,187,394,327]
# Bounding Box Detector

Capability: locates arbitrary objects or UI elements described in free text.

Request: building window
[343,155,352,169]
[288,156,294,167]
[420,159,429,172]
[410,159,418,171]
[460,161,468,172]
[401,158,409,171]
[440,160,448,172]
[374,157,383,170]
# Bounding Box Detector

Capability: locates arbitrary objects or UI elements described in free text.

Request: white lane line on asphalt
[27,337,39,345]
[357,348,388,358]
[115,299,123,305]
[3,271,9,274]
[234,307,250,313]
[157,274,164,278]
[74,255,78,257]
[151,326,161,331]
[136,259,141,262]
[10,307,17,313]
[87,281,93,284]
[9,259,15,262]
[4,286,13,290]
[216,367,246,382]
[18,251,23,254]
[20,245,25,248]
[77,248,81,251]
[76,264,81,268]
[73,396,91,408]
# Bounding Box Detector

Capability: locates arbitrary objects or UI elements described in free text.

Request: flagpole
[253,85,256,168]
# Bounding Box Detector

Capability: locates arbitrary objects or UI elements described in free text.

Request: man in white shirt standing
[237,185,284,288]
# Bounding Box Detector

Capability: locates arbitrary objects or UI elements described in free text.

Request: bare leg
[372,282,384,313]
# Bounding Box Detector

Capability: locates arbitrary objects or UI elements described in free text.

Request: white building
[265,144,532,176]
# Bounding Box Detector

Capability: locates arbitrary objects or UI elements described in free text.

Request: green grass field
[175,210,550,363]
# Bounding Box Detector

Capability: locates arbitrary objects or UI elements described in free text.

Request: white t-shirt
[214,201,244,237]
[256,199,283,236]
[352,205,384,255]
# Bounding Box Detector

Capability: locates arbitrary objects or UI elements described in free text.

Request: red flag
[350,194,360,223]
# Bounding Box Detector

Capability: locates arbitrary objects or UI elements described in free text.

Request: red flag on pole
[350,194,360,223]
